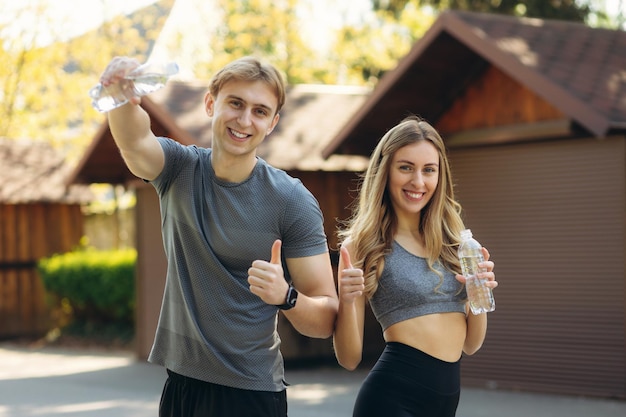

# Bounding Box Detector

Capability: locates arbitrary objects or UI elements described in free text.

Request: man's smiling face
[205,79,280,160]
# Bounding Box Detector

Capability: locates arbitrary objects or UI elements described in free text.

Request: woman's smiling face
[387,140,440,220]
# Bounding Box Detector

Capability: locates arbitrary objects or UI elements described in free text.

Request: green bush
[38,248,137,326]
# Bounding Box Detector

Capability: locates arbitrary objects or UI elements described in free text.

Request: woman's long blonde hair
[338,115,466,298]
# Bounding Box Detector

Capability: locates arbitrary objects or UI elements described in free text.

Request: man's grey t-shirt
[147,137,329,392]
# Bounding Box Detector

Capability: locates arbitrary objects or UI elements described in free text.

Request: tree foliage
[331,4,434,85]
[0,0,172,159]
[195,0,323,84]
[370,0,615,23]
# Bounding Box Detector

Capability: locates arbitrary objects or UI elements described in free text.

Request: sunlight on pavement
[0,400,156,417]
[28,400,153,416]
[288,383,352,405]
[0,346,133,380]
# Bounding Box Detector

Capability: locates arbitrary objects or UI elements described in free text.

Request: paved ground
[1,343,625,417]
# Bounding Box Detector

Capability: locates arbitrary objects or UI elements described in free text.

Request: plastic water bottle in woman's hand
[458,229,495,315]
[89,61,179,113]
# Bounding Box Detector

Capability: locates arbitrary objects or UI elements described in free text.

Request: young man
[98,56,338,417]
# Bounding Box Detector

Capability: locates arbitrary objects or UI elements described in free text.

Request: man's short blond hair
[208,57,286,115]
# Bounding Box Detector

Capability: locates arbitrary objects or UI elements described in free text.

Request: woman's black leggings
[353,342,461,417]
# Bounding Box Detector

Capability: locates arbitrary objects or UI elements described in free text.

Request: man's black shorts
[159,369,288,417]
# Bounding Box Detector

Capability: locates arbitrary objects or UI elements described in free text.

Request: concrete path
[1,343,624,416]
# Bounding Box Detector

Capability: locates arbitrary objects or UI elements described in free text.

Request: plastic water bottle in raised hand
[89,61,179,113]
[458,229,495,315]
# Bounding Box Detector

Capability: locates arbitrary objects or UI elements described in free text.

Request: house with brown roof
[71,10,626,399]
[323,10,626,399]
[0,138,90,338]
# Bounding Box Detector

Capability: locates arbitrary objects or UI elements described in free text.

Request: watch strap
[277,284,298,310]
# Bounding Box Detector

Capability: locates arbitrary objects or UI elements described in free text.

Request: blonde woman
[334,115,497,417]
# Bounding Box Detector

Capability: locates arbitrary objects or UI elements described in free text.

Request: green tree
[0,0,173,159]
[197,0,322,84]
[0,2,65,140]
[330,2,434,86]
[371,0,612,24]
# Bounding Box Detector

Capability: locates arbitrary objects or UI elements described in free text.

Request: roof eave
[443,13,610,138]
[321,11,454,159]
[322,11,613,159]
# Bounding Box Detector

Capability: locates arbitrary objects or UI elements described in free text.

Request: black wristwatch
[277,284,298,310]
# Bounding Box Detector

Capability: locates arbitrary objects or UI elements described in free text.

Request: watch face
[287,286,298,306]
[278,285,298,310]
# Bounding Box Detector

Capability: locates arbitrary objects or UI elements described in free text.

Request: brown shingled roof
[323,10,626,157]
[0,138,91,203]
[259,84,370,171]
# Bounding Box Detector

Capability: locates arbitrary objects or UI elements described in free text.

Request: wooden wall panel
[297,170,360,253]
[438,65,565,134]
[0,203,84,338]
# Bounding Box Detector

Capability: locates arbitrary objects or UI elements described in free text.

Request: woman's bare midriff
[383,312,467,362]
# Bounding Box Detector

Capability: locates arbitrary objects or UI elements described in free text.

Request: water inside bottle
[89,80,134,113]
[460,255,495,314]
[465,276,495,314]
[459,255,482,277]
[129,74,169,96]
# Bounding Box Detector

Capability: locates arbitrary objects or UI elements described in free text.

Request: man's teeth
[230,129,248,138]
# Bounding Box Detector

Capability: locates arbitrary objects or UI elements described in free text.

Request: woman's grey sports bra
[368,241,466,330]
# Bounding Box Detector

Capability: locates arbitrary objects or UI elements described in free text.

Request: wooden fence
[0,203,84,338]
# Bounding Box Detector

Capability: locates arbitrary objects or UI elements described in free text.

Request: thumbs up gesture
[338,246,365,303]
[248,239,289,305]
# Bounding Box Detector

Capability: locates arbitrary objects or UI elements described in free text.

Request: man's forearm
[107,102,164,181]
[108,102,152,152]
[283,295,338,339]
